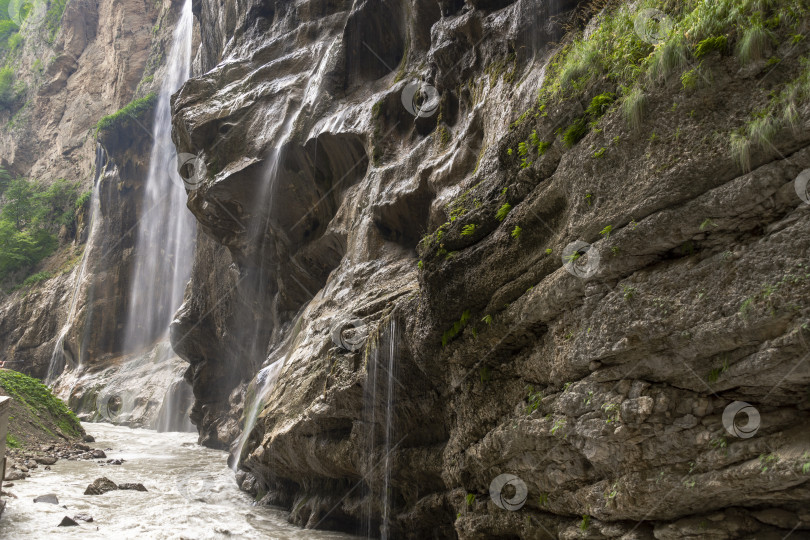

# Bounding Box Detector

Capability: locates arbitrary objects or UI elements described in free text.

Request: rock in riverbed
[84,477,118,495]
[118,483,147,492]
[73,513,93,522]
[84,477,147,495]
[58,516,79,527]
[33,494,59,504]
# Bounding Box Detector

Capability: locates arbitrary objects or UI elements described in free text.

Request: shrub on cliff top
[0,369,82,440]
[95,93,157,136]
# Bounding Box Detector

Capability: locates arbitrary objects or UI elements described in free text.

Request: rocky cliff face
[0,0,195,428]
[170,0,810,538]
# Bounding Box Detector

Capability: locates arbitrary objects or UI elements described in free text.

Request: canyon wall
[171,0,810,538]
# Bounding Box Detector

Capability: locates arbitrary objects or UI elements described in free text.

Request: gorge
[1,0,810,538]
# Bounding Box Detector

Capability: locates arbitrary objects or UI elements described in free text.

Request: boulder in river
[58,516,79,527]
[84,477,118,495]
[33,494,59,504]
[34,456,57,465]
[91,449,106,459]
[118,483,147,492]
[83,435,95,443]
[4,471,26,481]
[73,513,93,522]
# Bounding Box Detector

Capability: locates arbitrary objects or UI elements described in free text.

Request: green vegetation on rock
[0,174,83,286]
[95,93,157,136]
[0,369,83,444]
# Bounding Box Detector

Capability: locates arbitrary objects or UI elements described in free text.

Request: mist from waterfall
[123,0,195,354]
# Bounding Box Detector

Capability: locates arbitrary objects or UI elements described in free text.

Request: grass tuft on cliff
[95,93,157,136]
[0,369,83,447]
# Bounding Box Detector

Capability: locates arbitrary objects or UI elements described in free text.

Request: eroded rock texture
[174,0,809,538]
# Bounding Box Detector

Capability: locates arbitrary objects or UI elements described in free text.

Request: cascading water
[58,0,198,431]
[362,318,399,539]
[45,145,104,384]
[124,0,195,353]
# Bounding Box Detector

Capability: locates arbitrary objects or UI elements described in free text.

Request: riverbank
[0,423,359,538]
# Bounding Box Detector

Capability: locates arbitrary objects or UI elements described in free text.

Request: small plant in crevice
[545,248,553,255]
[479,366,491,383]
[585,193,593,206]
[580,514,591,532]
[461,224,477,237]
[496,203,512,222]
[699,218,717,231]
[602,402,620,424]
[551,417,567,436]
[759,452,779,473]
[562,117,588,147]
[511,225,522,239]
[441,310,471,347]
[482,314,493,325]
[538,493,549,506]
[526,385,544,414]
[465,493,476,508]
[622,285,636,300]
[600,225,613,238]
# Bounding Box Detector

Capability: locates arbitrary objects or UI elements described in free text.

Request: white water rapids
[0,424,357,539]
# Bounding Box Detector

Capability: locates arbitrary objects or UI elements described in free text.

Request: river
[0,423,358,539]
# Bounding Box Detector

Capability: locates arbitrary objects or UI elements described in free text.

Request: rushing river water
[0,423,357,539]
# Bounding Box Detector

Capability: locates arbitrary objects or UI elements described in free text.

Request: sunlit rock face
[172,0,810,538]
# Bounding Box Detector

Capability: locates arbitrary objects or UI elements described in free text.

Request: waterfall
[45,145,105,384]
[123,0,195,353]
[362,318,399,539]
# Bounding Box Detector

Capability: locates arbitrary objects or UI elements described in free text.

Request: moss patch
[0,369,84,447]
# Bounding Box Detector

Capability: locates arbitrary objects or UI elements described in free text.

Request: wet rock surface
[169,0,810,538]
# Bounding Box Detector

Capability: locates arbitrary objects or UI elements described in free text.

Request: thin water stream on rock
[0,423,357,539]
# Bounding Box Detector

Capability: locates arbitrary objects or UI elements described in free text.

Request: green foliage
[622,86,647,130]
[22,271,51,287]
[461,224,477,236]
[580,515,591,532]
[695,35,728,58]
[600,225,613,238]
[481,314,492,325]
[562,117,588,147]
[495,203,511,222]
[0,369,82,439]
[465,493,475,507]
[525,385,543,414]
[44,0,68,42]
[511,226,521,239]
[737,20,773,64]
[96,93,157,135]
[593,147,606,158]
[586,92,616,118]
[441,310,471,347]
[0,66,24,109]
[0,177,81,284]
[6,432,20,448]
